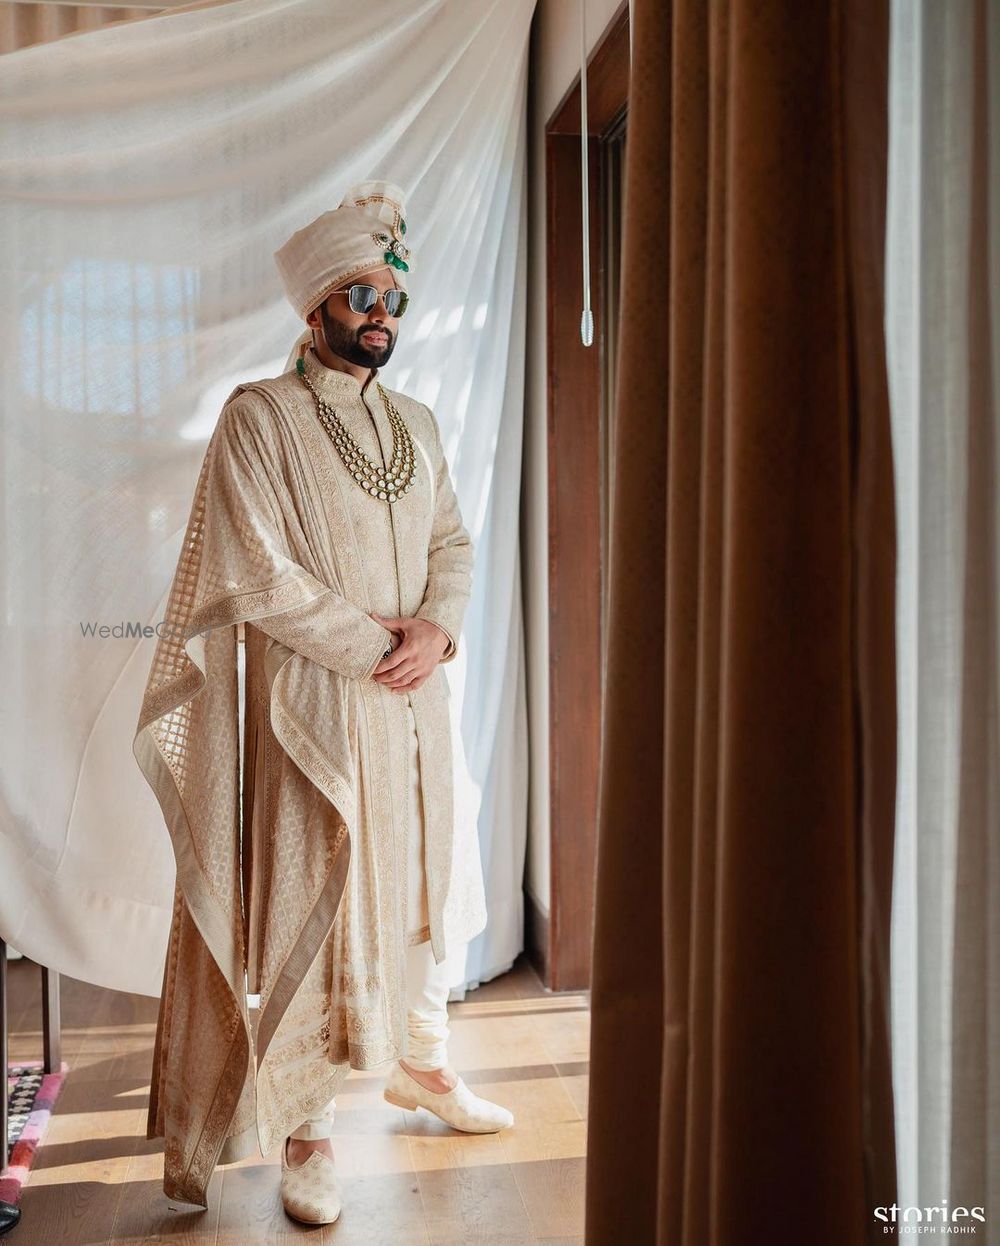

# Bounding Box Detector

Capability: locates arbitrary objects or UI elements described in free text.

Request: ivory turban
[273,179,413,321]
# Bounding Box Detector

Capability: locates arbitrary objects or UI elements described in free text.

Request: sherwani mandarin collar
[300,344,380,404]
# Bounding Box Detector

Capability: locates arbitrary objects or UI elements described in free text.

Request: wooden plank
[2,955,584,1243]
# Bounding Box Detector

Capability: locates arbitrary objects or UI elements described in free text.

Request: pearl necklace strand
[299,370,417,504]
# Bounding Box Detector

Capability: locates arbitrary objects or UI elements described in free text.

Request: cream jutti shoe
[280,1138,342,1225]
[383,1061,514,1132]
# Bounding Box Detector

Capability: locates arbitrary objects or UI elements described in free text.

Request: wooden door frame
[534,3,630,991]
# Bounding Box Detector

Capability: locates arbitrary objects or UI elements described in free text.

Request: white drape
[0,0,532,997]
[886,0,999,1215]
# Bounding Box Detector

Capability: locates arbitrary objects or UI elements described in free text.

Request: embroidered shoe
[383,1061,515,1133]
[280,1137,342,1225]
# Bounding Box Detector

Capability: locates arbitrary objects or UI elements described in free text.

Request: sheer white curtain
[0,0,532,997]
[886,0,999,1216]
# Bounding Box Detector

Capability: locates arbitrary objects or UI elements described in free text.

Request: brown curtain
[585,2,898,1243]
[0,3,153,54]
[0,0,236,56]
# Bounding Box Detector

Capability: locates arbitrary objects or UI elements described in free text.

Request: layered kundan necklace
[298,361,417,504]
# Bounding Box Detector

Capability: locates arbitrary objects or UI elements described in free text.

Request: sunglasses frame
[329,283,409,318]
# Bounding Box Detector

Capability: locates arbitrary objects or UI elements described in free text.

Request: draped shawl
[133,356,486,1206]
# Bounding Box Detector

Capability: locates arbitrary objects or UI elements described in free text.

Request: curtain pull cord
[580,0,594,347]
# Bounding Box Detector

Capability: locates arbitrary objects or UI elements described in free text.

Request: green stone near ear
[400,218,406,235]
[296,357,305,375]
[399,260,409,272]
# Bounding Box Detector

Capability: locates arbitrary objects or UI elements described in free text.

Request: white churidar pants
[289,698,462,1141]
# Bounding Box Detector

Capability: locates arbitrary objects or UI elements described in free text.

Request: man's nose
[372,291,395,318]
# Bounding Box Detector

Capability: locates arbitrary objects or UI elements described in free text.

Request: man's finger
[375,635,414,671]
[371,613,407,630]
[377,664,421,688]
[378,657,424,682]
[391,672,424,692]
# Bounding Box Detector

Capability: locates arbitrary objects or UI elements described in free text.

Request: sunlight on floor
[7,955,588,1241]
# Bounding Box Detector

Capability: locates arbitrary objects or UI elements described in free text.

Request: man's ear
[305,296,327,328]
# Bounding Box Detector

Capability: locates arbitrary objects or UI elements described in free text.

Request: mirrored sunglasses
[330,283,409,318]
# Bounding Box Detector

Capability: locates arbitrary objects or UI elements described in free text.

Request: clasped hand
[369,613,450,692]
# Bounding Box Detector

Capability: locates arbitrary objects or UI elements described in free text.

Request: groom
[135,182,510,1225]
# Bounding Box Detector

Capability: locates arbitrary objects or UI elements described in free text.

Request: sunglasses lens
[384,289,408,317]
[349,285,378,314]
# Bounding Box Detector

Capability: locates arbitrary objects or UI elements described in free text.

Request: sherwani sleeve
[253,594,392,681]
[207,395,395,681]
[413,405,475,664]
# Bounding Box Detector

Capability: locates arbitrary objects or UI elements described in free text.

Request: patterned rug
[1,1061,69,1216]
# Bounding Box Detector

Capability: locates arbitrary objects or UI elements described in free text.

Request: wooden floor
[5,952,588,1245]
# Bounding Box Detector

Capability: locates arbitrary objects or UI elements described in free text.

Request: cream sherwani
[133,345,487,1206]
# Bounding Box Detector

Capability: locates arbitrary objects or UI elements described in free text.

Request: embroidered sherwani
[133,345,487,1207]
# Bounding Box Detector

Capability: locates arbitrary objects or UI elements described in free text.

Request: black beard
[319,302,395,368]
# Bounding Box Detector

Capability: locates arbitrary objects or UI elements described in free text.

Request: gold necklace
[299,372,417,503]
